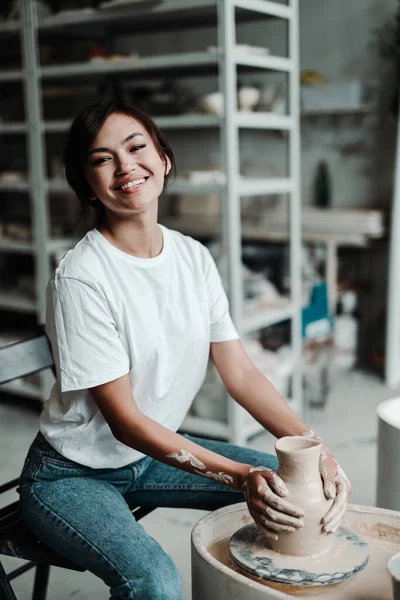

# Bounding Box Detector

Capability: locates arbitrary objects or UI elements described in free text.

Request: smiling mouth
[115,177,149,191]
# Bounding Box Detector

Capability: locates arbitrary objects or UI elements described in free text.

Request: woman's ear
[164,156,172,176]
[88,187,98,201]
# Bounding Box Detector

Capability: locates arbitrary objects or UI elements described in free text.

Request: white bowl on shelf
[199,92,224,115]
[238,86,260,112]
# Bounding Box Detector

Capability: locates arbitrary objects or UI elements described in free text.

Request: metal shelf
[301,105,376,117]
[235,53,292,72]
[180,415,230,439]
[156,114,219,128]
[39,1,216,32]
[0,237,78,255]
[0,122,27,134]
[0,239,34,253]
[170,177,292,196]
[40,53,217,79]
[182,410,286,442]
[37,0,289,36]
[46,238,79,253]
[44,113,292,133]
[44,120,70,133]
[47,179,68,193]
[0,180,29,192]
[242,303,294,335]
[0,70,23,82]
[0,379,42,400]
[234,0,292,20]
[239,177,292,196]
[236,112,293,130]
[0,20,20,34]
[181,413,272,441]
[244,417,265,440]
[44,115,220,133]
[0,293,36,313]
[161,216,270,240]
[48,176,292,197]
[40,51,291,81]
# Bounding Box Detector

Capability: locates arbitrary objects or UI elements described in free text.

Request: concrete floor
[0,369,396,599]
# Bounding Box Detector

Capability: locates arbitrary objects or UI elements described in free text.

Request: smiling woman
[64,99,176,230]
[17,99,351,600]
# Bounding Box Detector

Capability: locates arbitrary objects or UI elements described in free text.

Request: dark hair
[64,98,176,226]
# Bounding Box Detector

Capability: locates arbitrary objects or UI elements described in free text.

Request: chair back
[0,335,54,385]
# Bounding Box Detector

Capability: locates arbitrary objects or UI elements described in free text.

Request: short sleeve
[203,248,239,343]
[46,277,130,392]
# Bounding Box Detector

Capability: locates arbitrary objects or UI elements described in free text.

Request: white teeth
[119,178,146,190]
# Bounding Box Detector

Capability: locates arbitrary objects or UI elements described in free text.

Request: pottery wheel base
[229,523,369,588]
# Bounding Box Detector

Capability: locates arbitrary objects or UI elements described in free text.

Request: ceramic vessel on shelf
[267,435,334,557]
[199,92,224,115]
[238,86,260,112]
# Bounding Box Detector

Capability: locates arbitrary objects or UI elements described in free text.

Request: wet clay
[209,533,396,598]
[267,436,334,557]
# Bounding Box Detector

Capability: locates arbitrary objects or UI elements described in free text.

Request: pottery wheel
[229,523,369,587]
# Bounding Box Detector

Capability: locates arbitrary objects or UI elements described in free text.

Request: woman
[19,99,350,600]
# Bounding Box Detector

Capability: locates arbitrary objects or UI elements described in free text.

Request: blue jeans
[19,431,278,600]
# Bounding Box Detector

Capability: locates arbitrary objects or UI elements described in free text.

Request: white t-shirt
[40,225,239,468]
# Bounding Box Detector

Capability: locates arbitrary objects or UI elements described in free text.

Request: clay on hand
[320,457,351,533]
[303,430,352,534]
[242,466,304,541]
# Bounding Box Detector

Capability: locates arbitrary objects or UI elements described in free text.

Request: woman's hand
[319,449,352,534]
[241,466,304,541]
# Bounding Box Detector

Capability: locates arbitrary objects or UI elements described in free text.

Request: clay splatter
[194,469,233,484]
[166,449,206,470]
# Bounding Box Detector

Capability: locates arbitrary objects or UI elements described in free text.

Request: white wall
[298,0,397,208]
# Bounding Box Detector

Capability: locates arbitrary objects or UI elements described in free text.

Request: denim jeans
[19,431,278,600]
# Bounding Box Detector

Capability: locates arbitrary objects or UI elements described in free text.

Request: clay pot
[266,435,334,557]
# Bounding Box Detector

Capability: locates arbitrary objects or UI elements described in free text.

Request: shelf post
[20,0,51,325]
[386,88,400,388]
[21,0,54,401]
[288,0,303,416]
[218,0,247,446]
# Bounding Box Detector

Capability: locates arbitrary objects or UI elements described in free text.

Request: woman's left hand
[319,449,352,533]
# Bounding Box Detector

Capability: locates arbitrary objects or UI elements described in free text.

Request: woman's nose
[116,153,136,174]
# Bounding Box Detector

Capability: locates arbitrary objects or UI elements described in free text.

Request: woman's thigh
[19,435,181,600]
[126,435,278,511]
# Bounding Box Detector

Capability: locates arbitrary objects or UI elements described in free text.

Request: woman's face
[84,112,170,218]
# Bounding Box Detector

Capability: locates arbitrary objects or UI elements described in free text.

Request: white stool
[376,397,400,510]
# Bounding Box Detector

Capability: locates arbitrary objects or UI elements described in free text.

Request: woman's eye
[130,144,146,153]
[92,157,110,166]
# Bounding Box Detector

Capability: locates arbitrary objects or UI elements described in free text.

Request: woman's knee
[113,553,182,600]
[146,555,182,600]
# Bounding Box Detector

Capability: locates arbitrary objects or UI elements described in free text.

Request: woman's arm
[89,372,305,538]
[211,338,351,533]
[91,372,250,490]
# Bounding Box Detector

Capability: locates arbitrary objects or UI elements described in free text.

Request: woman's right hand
[242,466,304,540]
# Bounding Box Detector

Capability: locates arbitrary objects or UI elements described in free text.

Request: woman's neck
[98,219,163,259]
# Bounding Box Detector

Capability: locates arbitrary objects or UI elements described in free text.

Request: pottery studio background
[1,0,400,598]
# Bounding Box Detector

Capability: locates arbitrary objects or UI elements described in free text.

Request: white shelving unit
[0,0,302,445]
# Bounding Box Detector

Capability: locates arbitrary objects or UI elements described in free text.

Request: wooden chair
[0,334,154,600]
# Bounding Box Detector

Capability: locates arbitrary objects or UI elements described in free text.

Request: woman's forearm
[114,413,251,490]
[229,366,310,439]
